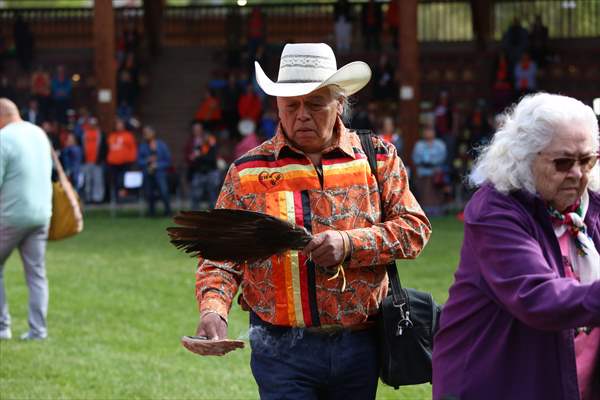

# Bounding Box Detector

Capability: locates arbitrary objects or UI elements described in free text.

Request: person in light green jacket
[0,97,52,340]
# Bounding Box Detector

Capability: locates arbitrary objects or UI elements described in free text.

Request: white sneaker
[0,329,12,340]
[20,331,47,341]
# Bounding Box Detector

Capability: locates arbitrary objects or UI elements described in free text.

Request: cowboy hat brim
[255,61,372,97]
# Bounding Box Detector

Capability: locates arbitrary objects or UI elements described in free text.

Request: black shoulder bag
[357,130,442,389]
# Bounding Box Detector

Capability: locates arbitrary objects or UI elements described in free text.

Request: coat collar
[510,187,600,277]
[512,188,600,228]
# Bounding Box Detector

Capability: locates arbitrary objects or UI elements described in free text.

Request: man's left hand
[302,230,346,267]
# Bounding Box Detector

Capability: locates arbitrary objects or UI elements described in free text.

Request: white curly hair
[470,93,600,193]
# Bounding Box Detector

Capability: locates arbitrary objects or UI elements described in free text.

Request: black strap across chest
[356,130,408,307]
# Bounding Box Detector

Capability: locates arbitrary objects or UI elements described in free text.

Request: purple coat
[433,185,600,400]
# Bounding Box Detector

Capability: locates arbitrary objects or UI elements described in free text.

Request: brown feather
[166,209,313,262]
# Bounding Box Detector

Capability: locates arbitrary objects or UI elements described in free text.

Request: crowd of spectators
[492,16,549,113]
[4,82,282,218]
[0,21,168,216]
[334,0,400,52]
[0,65,74,126]
[12,100,245,217]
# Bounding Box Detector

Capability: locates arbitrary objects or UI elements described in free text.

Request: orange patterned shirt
[196,121,431,328]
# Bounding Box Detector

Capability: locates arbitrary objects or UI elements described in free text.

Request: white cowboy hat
[255,43,371,97]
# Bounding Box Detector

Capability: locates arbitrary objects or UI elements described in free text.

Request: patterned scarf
[548,191,600,284]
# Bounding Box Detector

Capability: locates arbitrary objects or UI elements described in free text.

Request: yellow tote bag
[48,149,83,241]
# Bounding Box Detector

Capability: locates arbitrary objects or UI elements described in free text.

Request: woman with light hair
[432,93,600,400]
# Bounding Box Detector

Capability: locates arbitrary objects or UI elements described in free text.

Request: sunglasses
[539,152,599,173]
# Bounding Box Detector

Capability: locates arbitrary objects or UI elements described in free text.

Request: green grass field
[0,211,463,400]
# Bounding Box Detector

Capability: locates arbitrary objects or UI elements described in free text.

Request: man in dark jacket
[138,125,172,217]
[184,121,220,210]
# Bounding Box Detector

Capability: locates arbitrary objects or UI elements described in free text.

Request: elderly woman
[433,93,600,400]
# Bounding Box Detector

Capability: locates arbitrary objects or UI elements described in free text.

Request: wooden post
[471,0,492,51]
[93,0,116,135]
[143,0,165,57]
[397,0,420,164]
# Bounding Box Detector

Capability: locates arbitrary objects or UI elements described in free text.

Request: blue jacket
[412,138,446,177]
[137,139,171,174]
[61,145,83,177]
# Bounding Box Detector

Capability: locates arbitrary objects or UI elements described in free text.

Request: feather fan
[167,209,313,263]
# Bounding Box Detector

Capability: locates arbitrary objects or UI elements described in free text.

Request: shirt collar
[272,117,356,160]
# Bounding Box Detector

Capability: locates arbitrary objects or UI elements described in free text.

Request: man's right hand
[196,312,228,340]
[185,312,236,357]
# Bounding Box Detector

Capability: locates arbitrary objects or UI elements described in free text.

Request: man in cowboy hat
[193,43,431,398]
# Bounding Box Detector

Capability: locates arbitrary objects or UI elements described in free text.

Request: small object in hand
[181,335,245,357]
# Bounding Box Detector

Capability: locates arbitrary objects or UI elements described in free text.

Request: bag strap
[357,130,409,308]
[50,146,67,180]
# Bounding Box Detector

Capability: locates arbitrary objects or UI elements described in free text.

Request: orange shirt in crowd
[194,95,222,122]
[237,93,262,123]
[83,126,101,164]
[107,130,137,166]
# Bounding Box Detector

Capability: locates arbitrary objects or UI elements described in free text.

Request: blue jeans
[144,171,171,216]
[190,170,221,210]
[249,313,379,400]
